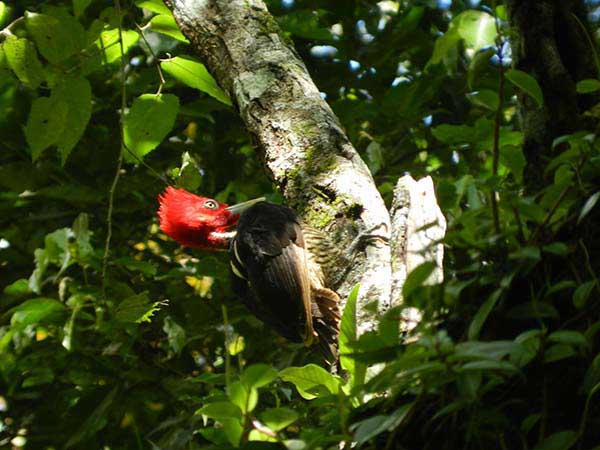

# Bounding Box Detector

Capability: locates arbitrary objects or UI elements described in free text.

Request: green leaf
[116,257,157,277]
[455,10,497,51]
[4,279,32,296]
[459,360,518,372]
[29,248,49,294]
[548,331,587,348]
[52,77,92,163]
[177,151,202,190]
[25,11,85,64]
[123,93,179,161]
[228,381,258,414]
[509,246,541,261]
[163,316,186,354]
[521,413,541,433]
[135,0,171,15]
[577,191,599,225]
[402,262,436,298]
[543,242,570,256]
[197,401,242,421]
[429,10,496,67]
[279,364,341,400]
[543,344,577,363]
[339,284,365,387]
[431,124,475,144]
[115,292,163,323]
[532,431,578,450]
[149,14,188,42]
[495,5,508,21]
[353,404,412,445]
[242,364,278,389]
[467,89,500,111]
[468,289,502,340]
[500,145,526,182]
[22,367,54,387]
[10,297,65,327]
[25,95,69,160]
[73,0,92,17]
[259,408,299,432]
[573,281,595,309]
[505,69,544,107]
[93,29,139,66]
[4,36,45,87]
[161,56,231,105]
[0,2,8,27]
[222,418,244,447]
[576,79,600,94]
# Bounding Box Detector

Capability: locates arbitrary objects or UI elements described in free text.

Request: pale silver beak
[225,197,266,215]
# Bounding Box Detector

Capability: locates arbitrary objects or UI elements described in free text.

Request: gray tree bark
[164,0,445,332]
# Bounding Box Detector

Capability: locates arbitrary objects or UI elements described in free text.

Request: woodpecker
[157,187,341,363]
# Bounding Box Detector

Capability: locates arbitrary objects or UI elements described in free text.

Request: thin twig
[491,20,505,235]
[135,22,166,95]
[101,0,127,298]
[0,16,24,39]
[221,304,232,388]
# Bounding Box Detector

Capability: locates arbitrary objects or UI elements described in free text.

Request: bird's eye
[203,200,218,210]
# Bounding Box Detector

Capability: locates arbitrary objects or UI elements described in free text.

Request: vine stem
[491,24,505,235]
[221,304,232,388]
[101,0,127,298]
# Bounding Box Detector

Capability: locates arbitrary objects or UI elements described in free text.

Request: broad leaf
[576,79,600,94]
[505,69,544,107]
[25,11,85,64]
[123,93,179,160]
[25,96,69,160]
[53,77,92,163]
[161,56,231,105]
[259,408,299,431]
[149,14,188,42]
[242,364,278,389]
[10,297,65,327]
[279,364,341,400]
[4,36,45,87]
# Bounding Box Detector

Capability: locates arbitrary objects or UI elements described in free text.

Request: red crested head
[158,187,238,250]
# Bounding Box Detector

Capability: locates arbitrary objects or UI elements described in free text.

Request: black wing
[229,202,314,345]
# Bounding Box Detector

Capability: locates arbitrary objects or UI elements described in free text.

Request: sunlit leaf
[25,11,85,64]
[577,191,599,225]
[149,14,189,42]
[123,93,179,160]
[279,364,340,400]
[161,56,231,105]
[4,36,44,87]
[505,69,544,107]
[10,297,65,327]
[242,364,278,389]
[136,0,170,15]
